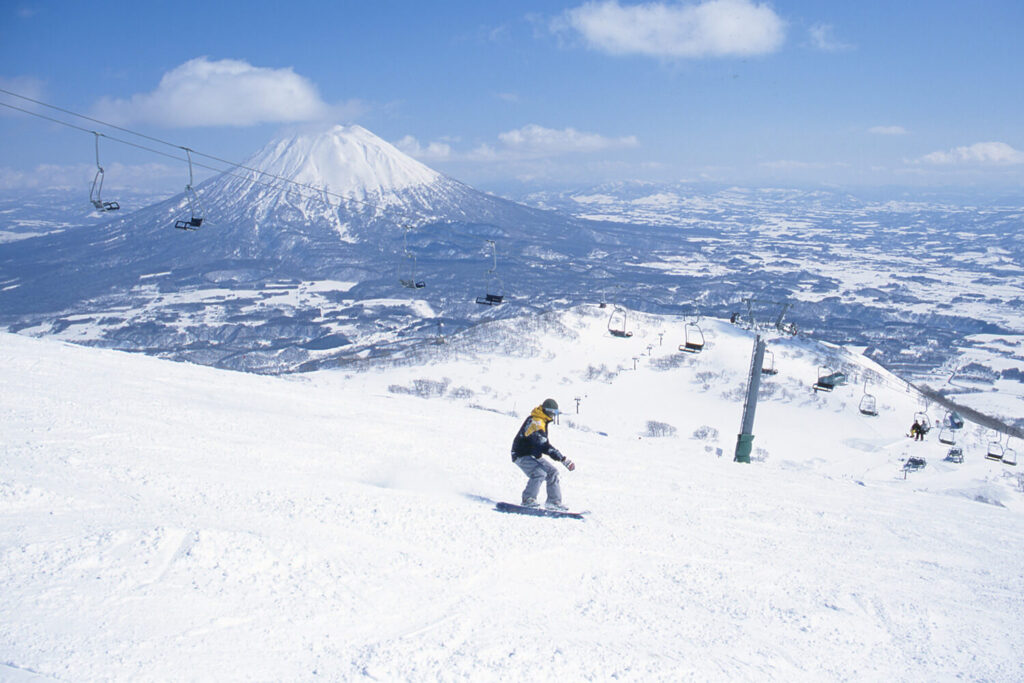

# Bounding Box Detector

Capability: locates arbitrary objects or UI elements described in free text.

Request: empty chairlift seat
[476,293,504,305]
[814,368,847,392]
[475,239,504,305]
[399,227,426,289]
[1003,439,1018,466]
[679,322,704,353]
[174,148,204,231]
[858,394,878,416]
[89,133,120,212]
[608,308,632,338]
[986,440,1004,462]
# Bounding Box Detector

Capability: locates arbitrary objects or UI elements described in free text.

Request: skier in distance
[511,398,575,510]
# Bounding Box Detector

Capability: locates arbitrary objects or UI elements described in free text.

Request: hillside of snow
[3,306,1022,681]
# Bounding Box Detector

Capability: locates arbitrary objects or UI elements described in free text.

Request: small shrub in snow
[693,425,719,441]
[720,384,746,402]
[583,364,617,383]
[388,378,450,399]
[645,421,677,438]
[415,378,451,398]
[649,354,687,371]
[449,386,475,399]
[693,371,719,391]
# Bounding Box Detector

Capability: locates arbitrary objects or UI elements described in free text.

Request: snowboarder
[511,398,575,511]
[910,420,924,441]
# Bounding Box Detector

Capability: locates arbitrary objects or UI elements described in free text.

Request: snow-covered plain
[2,306,1023,681]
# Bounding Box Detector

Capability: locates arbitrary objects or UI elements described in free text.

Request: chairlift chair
[761,349,778,375]
[174,148,204,231]
[680,321,705,353]
[608,307,633,338]
[946,410,964,430]
[814,367,846,392]
[476,292,504,305]
[944,446,964,464]
[858,380,878,415]
[913,411,931,434]
[400,255,426,289]
[89,132,119,212]
[475,240,504,305]
[400,226,426,289]
[938,427,956,445]
[1003,438,1017,466]
[986,436,1004,461]
[858,394,878,416]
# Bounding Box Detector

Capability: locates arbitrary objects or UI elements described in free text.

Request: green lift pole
[734,334,766,463]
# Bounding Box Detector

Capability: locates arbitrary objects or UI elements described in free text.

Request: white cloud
[495,124,638,157]
[921,142,1024,166]
[0,162,182,190]
[91,57,343,128]
[808,23,853,52]
[758,160,850,170]
[557,0,786,58]
[398,125,638,164]
[393,135,453,162]
[869,125,908,136]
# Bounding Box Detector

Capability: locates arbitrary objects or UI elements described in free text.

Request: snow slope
[2,307,1023,681]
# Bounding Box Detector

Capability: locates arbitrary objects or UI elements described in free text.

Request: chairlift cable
[0,91,432,225]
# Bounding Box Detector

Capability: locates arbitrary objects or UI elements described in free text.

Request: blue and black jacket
[511,405,564,462]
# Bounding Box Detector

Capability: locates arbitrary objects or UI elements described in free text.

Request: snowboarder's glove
[562,458,575,471]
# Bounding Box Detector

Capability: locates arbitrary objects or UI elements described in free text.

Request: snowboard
[495,501,587,520]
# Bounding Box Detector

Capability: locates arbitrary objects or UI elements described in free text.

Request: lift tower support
[734,334,767,463]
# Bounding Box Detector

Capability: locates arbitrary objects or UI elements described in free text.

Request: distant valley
[1,130,1021,429]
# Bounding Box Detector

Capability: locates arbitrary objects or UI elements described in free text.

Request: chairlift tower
[734,334,767,463]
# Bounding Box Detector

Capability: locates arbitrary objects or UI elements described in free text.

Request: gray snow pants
[514,456,562,505]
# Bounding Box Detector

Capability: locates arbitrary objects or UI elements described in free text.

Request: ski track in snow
[1,308,1023,681]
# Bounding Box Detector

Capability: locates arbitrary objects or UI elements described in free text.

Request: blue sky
[2,0,1023,194]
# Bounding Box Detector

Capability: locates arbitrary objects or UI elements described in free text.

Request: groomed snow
[2,307,1023,681]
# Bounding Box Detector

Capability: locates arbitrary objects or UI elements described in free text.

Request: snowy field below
[2,309,1023,681]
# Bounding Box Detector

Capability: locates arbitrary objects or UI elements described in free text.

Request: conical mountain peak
[243,124,441,199]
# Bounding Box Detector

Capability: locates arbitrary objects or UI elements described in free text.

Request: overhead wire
[1,88,520,298]
[0,88,437,226]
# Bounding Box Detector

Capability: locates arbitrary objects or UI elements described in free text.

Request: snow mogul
[510,398,575,511]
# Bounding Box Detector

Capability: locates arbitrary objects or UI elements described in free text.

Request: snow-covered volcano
[0,122,606,370]
[0,122,564,306]
[241,124,442,198]
[198,124,524,240]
